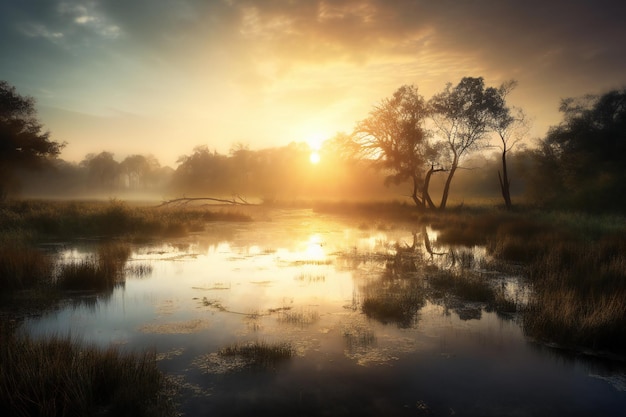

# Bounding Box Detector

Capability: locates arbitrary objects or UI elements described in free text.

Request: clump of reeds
[0,246,54,292]
[218,341,294,367]
[428,270,495,303]
[0,333,176,417]
[361,276,425,328]
[56,243,130,291]
[278,308,319,326]
[0,199,253,241]
[523,236,626,351]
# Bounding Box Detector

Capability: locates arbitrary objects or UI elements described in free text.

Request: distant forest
[13,143,527,204]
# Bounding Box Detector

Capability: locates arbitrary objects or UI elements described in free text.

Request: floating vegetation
[217,340,294,368]
[294,273,326,283]
[192,282,231,290]
[138,319,211,334]
[361,273,426,328]
[278,308,320,326]
[126,262,153,278]
[343,328,377,353]
[201,297,227,311]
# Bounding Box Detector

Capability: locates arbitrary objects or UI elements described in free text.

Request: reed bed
[523,237,626,351]
[0,246,54,293]
[0,332,176,417]
[218,341,294,367]
[56,243,131,291]
[0,199,252,243]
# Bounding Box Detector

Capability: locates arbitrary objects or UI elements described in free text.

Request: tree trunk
[439,156,458,210]
[422,165,438,210]
[498,149,512,210]
[411,174,424,208]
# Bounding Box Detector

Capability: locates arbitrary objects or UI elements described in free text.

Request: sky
[1,0,625,167]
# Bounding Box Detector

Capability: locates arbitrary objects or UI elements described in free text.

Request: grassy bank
[0,330,176,417]
[0,199,255,416]
[427,208,626,353]
[0,199,252,244]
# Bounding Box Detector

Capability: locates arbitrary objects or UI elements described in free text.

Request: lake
[23,209,626,416]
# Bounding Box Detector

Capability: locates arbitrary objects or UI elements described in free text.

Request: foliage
[0,80,64,199]
[529,89,626,211]
[349,85,435,207]
[429,77,512,209]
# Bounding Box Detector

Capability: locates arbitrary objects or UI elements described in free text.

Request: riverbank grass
[0,333,176,417]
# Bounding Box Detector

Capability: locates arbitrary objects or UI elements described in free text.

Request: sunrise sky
[2,0,625,167]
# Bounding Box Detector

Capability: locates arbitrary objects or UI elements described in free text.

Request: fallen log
[156,195,255,207]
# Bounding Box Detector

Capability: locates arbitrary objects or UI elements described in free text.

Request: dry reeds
[0,246,53,292]
[218,341,294,367]
[0,333,176,417]
[56,243,130,291]
[524,237,626,350]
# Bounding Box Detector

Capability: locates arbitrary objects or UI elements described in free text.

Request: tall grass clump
[524,236,626,352]
[56,243,130,291]
[218,341,294,368]
[0,199,253,241]
[0,246,53,293]
[361,274,425,328]
[0,333,176,417]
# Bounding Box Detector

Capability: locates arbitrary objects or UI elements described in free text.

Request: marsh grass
[0,246,54,292]
[361,272,425,328]
[218,341,294,367]
[278,308,320,326]
[428,270,496,303]
[0,199,252,242]
[0,332,176,417]
[56,242,131,291]
[524,237,626,351]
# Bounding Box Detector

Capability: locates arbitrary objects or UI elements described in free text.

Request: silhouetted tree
[429,77,505,209]
[349,85,435,208]
[0,80,64,199]
[81,152,119,190]
[487,80,530,210]
[534,89,626,210]
[119,154,160,189]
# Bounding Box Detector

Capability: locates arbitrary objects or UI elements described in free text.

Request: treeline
[15,143,530,204]
[4,78,625,211]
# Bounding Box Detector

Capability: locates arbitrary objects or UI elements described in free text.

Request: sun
[309,151,321,164]
[305,132,326,165]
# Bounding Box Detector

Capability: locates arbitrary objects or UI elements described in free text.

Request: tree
[535,89,626,210]
[429,77,505,210]
[119,154,160,189]
[349,85,434,208]
[487,80,530,210]
[81,152,120,190]
[0,80,64,199]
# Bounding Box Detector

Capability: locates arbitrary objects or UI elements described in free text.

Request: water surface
[24,209,626,416]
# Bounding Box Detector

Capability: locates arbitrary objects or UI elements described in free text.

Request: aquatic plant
[0,246,53,292]
[524,237,626,351]
[56,243,130,291]
[218,341,294,367]
[0,333,176,417]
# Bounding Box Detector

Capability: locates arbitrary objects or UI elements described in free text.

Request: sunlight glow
[309,151,321,164]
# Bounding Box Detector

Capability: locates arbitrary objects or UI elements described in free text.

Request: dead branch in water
[156,195,255,207]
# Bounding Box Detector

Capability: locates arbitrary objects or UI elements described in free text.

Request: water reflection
[22,210,626,416]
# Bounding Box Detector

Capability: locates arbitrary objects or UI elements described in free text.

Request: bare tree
[488,81,530,209]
